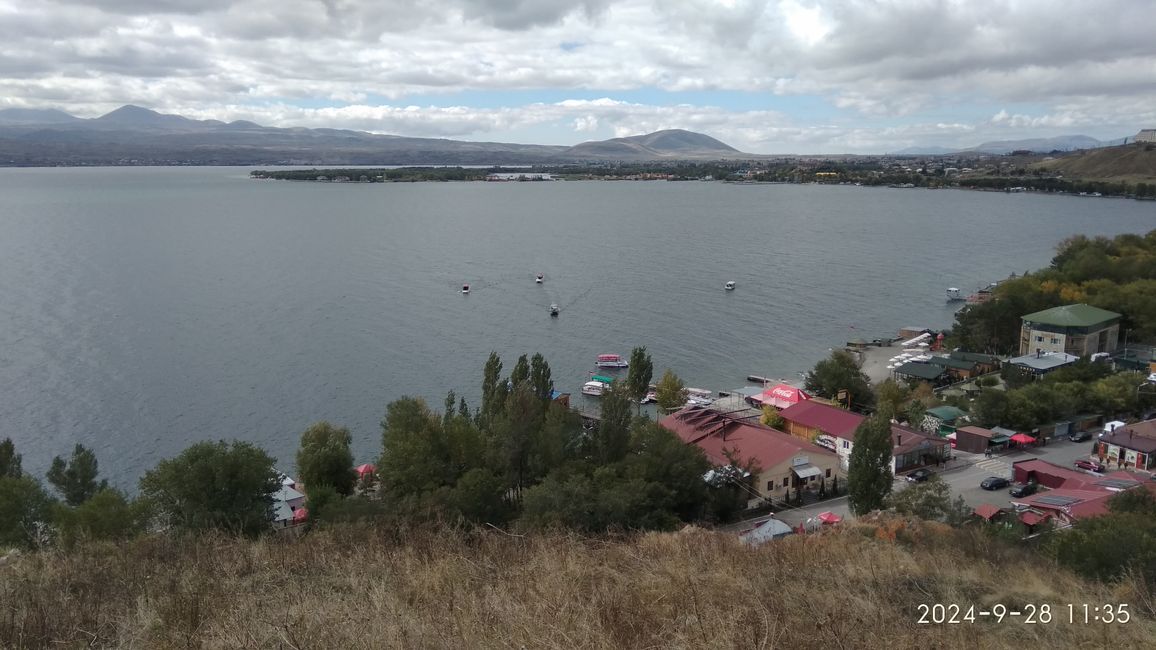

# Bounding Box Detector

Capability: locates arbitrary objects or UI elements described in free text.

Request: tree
[760,405,785,429]
[874,379,909,420]
[0,438,21,478]
[529,353,554,400]
[887,476,966,524]
[972,390,1009,428]
[510,354,530,388]
[847,413,893,515]
[0,475,54,549]
[804,350,874,410]
[54,487,147,548]
[139,440,280,537]
[480,351,505,424]
[295,421,356,496]
[905,400,928,430]
[654,369,688,414]
[46,444,107,506]
[625,346,654,411]
[594,382,632,464]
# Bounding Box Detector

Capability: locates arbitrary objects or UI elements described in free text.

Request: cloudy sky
[2,0,1154,153]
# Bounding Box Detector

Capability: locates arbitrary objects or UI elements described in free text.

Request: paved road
[730,434,1106,533]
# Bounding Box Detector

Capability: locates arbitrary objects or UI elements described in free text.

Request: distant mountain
[0,106,744,166]
[0,108,81,124]
[966,135,1108,154]
[561,129,740,160]
[890,146,960,156]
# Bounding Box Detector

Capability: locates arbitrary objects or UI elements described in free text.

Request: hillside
[1032,142,1156,181]
[2,517,1153,647]
[560,128,740,160]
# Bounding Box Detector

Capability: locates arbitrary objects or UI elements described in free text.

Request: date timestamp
[917,603,1131,624]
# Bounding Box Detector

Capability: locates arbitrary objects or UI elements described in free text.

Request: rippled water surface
[1,167,1153,484]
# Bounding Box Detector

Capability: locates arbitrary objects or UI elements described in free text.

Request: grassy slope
[2,516,1154,648]
[1033,143,1156,181]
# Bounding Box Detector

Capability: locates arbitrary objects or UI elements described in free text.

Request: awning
[1010,433,1036,444]
[791,464,823,479]
[989,434,1011,445]
[818,511,842,524]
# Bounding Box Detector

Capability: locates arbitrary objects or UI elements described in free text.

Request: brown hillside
[2,517,1154,648]
[1033,142,1156,181]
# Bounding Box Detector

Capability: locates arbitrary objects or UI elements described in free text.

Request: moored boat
[581,381,605,396]
[536,273,544,283]
[596,353,629,368]
[725,281,736,291]
[462,284,470,294]
[549,303,559,316]
[946,287,964,302]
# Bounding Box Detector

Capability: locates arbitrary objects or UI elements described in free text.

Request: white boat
[640,390,658,404]
[725,281,736,291]
[581,381,605,396]
[946,288,964,302]
[536,273,544,283]
[685,387,713,405]
[462,284,470,294]
[549,303,559,317]
[596,353,629,368]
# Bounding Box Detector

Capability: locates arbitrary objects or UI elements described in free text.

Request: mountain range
[0,105,740,166]
[892,134,1130,156]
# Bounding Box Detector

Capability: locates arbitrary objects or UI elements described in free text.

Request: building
[953,425,999,454]
[890,424,951,473]
[921,405,967,435]
[949,351,1002,374]
[1008,351,1080,377]
[1134,129,1156,143]
[1097,418,1156,471]
[777,400,948,472]
[659,406,841,504]
[749,383,812,410]
[893,362,947,385]
[1018,304,1121,357]
[1009,459,1148,526]
[926,355,978,381]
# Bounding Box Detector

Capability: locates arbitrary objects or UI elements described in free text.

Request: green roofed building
[1019,303,1121,357]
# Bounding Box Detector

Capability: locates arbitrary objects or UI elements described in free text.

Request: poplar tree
[847,413,894,516]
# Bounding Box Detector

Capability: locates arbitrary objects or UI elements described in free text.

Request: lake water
[1,167,1153,486]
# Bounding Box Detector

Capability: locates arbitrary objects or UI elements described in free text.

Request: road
[731,434,1104,533]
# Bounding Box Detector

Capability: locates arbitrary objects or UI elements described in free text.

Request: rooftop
[1101,419,1156,453]
[893,362,946,380]
[660,406,836,472]
[1021,303,1121,328]
[926,405,966,421]
[777,400,866,440]
[1009,351,1079,372]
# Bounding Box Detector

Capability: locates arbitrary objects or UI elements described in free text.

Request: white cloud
[1,0,1155,152]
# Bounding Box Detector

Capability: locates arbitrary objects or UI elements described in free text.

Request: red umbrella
[818,511,842,524]
[355,463,376,478]
[1010,433,1035,444]
[293,507,308,523]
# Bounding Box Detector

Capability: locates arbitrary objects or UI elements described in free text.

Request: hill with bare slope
[1033,142,1156,181]
[560,129,741,161]
[2,516,1153,647]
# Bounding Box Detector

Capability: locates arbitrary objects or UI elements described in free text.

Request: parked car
[1074,459,1106,473]
[1009,482,1039,498]
[906,468,933,483]
[981,476,1010,490]
[1069,430,1092,442]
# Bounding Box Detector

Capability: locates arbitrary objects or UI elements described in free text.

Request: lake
[1,167,1152,486]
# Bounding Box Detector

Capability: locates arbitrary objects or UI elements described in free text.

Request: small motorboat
[596,353,629,368]
[549,303,559,317]
[536,273,544,283]
[724,281,736,291]
[461,284,470,294]
[946,287,964,302]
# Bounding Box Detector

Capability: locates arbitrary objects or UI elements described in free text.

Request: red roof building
[751,384,812,410]
[778,400,866,443]
[660,406,841,504]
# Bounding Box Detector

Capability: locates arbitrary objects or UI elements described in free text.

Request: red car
[1074,459,1105,473]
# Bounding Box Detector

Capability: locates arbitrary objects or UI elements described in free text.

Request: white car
[1148,372,1156,384]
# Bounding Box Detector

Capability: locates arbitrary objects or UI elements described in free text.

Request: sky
[1,0,1155,154]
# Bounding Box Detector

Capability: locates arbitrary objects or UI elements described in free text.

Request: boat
[946,287,964,302]
[549,303,559,317]
[536,273,544,283]
[685,387,714,405]
[640,389,658,404]
[581,381,605,396]
[724,281,736,291]
[595,353,629,368]
[462,284,470,294]
[966,282,998,304]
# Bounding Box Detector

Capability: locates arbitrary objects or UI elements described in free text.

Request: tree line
[0,349,745,550]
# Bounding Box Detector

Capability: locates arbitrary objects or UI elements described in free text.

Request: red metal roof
[660,406,836,472]
[1019,510,1051,526]
[973,503,1002,520]
[1012,459,1099,490]
[778,400,866,440]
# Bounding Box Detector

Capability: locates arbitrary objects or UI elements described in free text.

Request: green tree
[847,413,893,516]
[654,369,688,414]
[0,475,53,549]
[874,379,909,420]
[54,487,147,548]
[295,421,356,496]
[804,350,874,410]
[887,476,968,525]
[510,354,530,388]
[139,440,280,537]
[0,438,21,478]
[46,444,108,506]
[760,405,785,429]
[529,352,554,400]
[594,382,632,464]
[625,346,654,411]
[905,400,928,430]
[480,351,505,424]
[972,389,1009,427]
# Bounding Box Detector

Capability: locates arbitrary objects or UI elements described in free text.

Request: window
[782,477,789,487]
[767,480,774,491]
[825,468,831,478]
[1051,338,1059,344]
[1035,335,1043,342]
[842,440,850,449]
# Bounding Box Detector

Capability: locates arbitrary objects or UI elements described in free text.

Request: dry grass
[1,516,1154,649]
